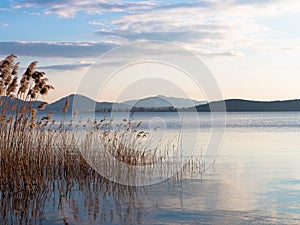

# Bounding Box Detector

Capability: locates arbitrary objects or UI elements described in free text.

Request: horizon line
[42,93,300,104]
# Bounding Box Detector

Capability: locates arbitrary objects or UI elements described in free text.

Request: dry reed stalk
[0,54,201,225]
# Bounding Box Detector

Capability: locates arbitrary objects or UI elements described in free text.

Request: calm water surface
[15,113,300,224]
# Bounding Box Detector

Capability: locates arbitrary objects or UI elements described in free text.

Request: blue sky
[0,0,299,102]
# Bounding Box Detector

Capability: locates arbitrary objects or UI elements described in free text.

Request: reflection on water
[45,111,300,132]
[1,113,300,224]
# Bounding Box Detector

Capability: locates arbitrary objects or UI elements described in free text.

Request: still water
[9,113,300,224]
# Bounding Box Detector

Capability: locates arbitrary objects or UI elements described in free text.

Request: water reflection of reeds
[0,141,200,225]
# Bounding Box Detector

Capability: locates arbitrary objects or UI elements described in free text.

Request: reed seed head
[63,97,70,113]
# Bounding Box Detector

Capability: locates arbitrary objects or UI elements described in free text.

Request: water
[47,111,300,131]
[5,112,300,224]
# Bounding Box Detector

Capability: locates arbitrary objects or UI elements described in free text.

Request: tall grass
[0,55,201,224]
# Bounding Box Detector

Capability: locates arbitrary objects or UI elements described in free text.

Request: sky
[0,0,299,103]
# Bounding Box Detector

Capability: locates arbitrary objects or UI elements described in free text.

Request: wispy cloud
[198,50,245,58]
[256,41,300,52]
[0,41,118,58]
[0,23,9,27]
[0,40,245,61]
[39,62,92,70]
[16,0,157,18]
[0,8,11,11]
[88,21,104,26]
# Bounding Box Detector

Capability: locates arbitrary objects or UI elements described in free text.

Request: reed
[0,55,202,224]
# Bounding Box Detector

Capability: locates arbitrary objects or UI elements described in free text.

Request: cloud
[39,62,92,70]
[0,40,244,63]
[16,0,157,18]
[257,44,300,52]
[28,12,41,16]
[14,0,300,20]
[9,0,300,58]
[95,21,230,41]
[198,50,245,58]
[0,23,9,27]
[91,0,300,51]
[0,8,11,11]
[0,41,118,58]
[94,8,266,50]
[88,21,104,26]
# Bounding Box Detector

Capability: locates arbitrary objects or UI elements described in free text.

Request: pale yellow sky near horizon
[42,46,300,104]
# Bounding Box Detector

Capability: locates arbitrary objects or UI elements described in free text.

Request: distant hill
[46,94,207,112]
[45,94,94,112]
[194,99,300,112]
[0,96,43,111]
[122,95,206,109]
[45,94,129,113]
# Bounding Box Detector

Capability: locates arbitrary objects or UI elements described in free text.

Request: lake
[5,112,300,224]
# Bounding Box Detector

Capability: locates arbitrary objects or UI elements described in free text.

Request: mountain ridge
[193,99,300,112]
[2,95,300,112]
[122,95,206,108]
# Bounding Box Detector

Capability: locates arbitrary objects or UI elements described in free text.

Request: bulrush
[41,113,52,121]
[0,54,55,197]
[40,84,54,96]
[32,71,44,82]
[11,62,19,76]
[62,96,69,113]
[0,85,4,96]
[29,89,37,99]
[30,108,37,120]
[6,76,18,96]
[38,102,48,110]
[18,80,29,95]
[24,61,38,80]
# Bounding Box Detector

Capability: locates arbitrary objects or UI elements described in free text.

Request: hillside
[0,96,43,111]
[122,95,206,108]
[45,94,129,112]
[195,99,300,112]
